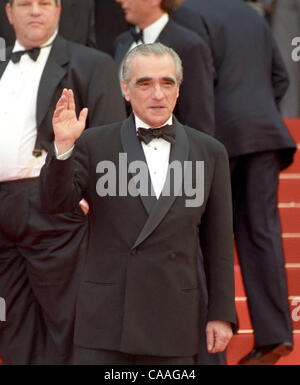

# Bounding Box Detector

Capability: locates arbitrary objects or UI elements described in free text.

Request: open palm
[53,89,88,153]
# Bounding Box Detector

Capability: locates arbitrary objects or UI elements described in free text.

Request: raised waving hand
[53,89,88,155]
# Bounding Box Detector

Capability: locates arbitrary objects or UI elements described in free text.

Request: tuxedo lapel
[120,115,157,215]
[36,36,69,128]
[155,20,173,45]
[0,60,8,79]
[114,33,134,68]
[132,117,189,249]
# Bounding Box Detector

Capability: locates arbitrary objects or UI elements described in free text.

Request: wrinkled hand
[53,89,88,155]
[206,320,233,353]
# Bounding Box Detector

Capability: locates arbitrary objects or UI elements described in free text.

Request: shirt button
[130,249,137,256]
[168,253,176,260]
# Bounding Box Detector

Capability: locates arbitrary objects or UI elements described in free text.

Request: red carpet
[227,118,300,365]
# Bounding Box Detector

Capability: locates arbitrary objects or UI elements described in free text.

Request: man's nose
[30,2,42,15]
[152,84,164,99]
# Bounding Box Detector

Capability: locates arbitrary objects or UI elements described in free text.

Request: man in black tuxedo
[0,0,125,365]
[0,0,96,47]
[114,0,214,135]
[173,0,296,365]
[40,43,236,365]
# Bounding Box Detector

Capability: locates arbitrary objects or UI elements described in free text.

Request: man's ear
[176,84,180,99]
[121,80,130,102]
[5,3,13,26]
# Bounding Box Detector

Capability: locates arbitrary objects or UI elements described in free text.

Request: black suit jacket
[173,0,296,167]
[0,0,96,48]
[40,115,236,356]
[114,19,215,136]
[0,36,126,154]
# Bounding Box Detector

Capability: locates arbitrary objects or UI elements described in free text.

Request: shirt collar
[136,13,169,44]
[13,30,58,53]
[135,114,173,131]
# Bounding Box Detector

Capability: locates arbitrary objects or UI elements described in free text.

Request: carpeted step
[279,206,300,233]
[282,236,300,263]
[278,175,300,203]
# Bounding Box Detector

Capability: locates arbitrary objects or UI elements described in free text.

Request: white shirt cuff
[54,143,74,160]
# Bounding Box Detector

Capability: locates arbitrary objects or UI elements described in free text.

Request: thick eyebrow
[161,77,176,84]
[135,77,152,84]
[135,76,176,84]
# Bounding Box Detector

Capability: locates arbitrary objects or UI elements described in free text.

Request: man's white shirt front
[135,115,172,199]
[0,32,57,181]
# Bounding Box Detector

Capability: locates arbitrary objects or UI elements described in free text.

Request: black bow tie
[130,27,144,43]
[137,125,176,145]
[11,47,41,63]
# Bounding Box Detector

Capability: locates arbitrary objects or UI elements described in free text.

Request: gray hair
[121,43,183,85]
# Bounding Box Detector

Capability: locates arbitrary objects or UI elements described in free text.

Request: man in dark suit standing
[0,0,125,365]
[114,0,215,136]
[0,0,96,47]
[40,43,236,365]
[173,0,296,365]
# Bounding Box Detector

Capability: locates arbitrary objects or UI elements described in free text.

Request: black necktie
[137,125,176,145]
[130,27,144,43]
[11,47,41,63]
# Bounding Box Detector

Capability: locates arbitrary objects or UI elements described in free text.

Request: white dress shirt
[135,115,172,199]
[0,32,57,182]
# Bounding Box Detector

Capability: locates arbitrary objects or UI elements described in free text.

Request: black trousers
[0,178,88,364]
[74,347,196,365]
[230,151,293,347]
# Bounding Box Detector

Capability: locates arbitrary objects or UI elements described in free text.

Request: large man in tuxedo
[40,43,236,365]
[0,0,125,365]
[173,0,296,365]
[113,0,215,135]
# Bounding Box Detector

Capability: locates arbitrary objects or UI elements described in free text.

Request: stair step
[226,332,300,365]
[278,176,300,202]
[279,206,300,233]
[284,118,300,142]
[235,297,300,330]
[282,235,300,263]
[234,265,300,297]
